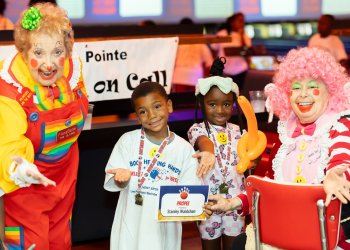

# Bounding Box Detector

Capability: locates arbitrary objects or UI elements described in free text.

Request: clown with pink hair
[206,47,350,249]
[265,47,350,121]
[263,47,350,248]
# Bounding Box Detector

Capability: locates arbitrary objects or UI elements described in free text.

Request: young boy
[104,81,201,250]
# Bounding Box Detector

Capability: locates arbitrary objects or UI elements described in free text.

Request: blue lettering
[167,164,181,174]
[129,160,138,167]
[157,161,166,167]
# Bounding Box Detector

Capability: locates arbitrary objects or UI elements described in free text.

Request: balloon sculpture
[236,96,267,174]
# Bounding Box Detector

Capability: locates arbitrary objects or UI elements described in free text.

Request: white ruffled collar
[273,110,350,183]
[0,52,81,94]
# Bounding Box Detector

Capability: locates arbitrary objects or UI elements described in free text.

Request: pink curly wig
[265,47,350,121]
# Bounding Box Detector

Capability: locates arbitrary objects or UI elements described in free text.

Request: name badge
[57,125,78,142]
[157,185,209,221]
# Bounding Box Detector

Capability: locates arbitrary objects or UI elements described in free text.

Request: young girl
[188,57,247,250]
[104,81,201,250]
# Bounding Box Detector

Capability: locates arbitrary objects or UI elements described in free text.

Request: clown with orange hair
[0,3,88,249]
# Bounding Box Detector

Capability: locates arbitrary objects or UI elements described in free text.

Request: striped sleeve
[328,116,350,180]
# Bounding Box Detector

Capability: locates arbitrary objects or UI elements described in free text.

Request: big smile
[297,102,314,113]
[149,120,162,127]
[215,116,227,122]
[39,68,57,80]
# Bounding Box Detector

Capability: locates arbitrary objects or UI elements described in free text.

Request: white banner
[0,37,179,102]
[0,45,16,60]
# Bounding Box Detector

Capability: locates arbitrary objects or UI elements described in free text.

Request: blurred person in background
[211,12,252,90]
[172,17,213,93]
[138,19,156,26]
[28,0,57,6]
[0,0,14,30]
[308,14,349,71]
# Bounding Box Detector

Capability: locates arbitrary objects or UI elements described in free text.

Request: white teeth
[298,102,312,106]
[41,72,53,76]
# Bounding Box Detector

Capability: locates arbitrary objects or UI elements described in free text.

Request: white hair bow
[195,76,239,97]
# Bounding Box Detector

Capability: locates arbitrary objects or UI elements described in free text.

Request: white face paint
[290,78,329,124]
[26,33,67,86]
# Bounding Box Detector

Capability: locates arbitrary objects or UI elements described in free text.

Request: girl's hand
[106,168,131,183]
[192,151,215,177]
[324,165,350,206]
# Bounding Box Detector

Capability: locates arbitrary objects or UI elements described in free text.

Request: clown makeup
[290,79,329,124]
[26,33,67,87]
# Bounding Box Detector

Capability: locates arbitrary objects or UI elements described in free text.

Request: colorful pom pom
[21,7,42,31]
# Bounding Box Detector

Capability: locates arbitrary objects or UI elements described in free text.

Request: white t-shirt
[172,44,213,86]
[308,33,348,62]
[211,29,252,76]
[104,129,200,250]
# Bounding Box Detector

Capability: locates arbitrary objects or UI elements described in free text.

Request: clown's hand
[192,151,215,177]
[324,165,350,206]
[207,194,241,213]
[10,156,56,188]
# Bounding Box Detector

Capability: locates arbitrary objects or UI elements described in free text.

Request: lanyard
[210,124,232,180]
[137,128,170,191]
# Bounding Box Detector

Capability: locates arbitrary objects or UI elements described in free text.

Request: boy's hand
[106,168,132,183]
[324,165,350,206]
[192,151,215,177]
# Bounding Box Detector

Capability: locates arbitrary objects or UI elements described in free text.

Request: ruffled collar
[274,110,350,183]
[284,110,339,138]
[0,52,81,110]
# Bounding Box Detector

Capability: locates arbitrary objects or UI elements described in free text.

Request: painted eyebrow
[33,43,42,49]
[307,80,319,87]
[291,82,302,88]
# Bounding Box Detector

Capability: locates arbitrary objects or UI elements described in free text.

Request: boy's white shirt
[104,129,200,250]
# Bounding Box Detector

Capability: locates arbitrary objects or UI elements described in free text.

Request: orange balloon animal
[236,96,267,174]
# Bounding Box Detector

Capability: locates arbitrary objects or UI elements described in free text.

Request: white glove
[9,156,56,187]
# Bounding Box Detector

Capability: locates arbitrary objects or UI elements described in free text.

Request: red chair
[246,175,341,250]
[253,132,281,178]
